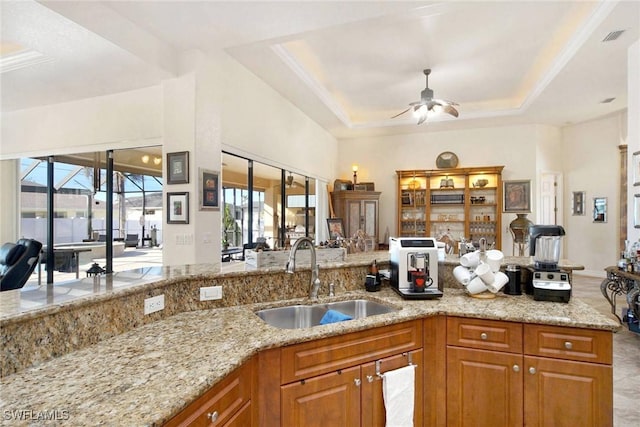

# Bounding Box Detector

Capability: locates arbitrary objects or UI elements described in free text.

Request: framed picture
[572,191,585,216]
[634,195,640,228]
[199,168,220,210]
[593,197,607,223]
[166,151,189,184]
[634,151,640,186]
[326,218,345,240]
[503,180,531,213]
[167,192,189,224]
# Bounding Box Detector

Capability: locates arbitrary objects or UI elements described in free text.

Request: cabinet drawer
[280,320,422,384]
[524,324,612,364]
[447,317,522,353]
[165,360,253,427]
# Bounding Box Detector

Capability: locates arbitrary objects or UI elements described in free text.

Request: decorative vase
[509,213,533,256]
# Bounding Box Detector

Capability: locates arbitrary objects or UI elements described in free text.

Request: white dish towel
[382,364,416,427]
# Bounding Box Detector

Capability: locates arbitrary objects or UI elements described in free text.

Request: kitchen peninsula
[0,252,618,426]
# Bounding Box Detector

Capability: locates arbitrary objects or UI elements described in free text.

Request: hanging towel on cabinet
[382,364,416,427]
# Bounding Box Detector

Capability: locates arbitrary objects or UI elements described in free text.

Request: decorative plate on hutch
[436,151,458,169]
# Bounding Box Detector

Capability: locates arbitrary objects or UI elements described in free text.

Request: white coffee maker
[389,237,442,299]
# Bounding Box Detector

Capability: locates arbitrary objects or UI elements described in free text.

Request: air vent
[601,98,616,104]
[602,30,625,42]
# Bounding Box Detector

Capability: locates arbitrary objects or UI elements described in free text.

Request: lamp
[352,165,358,186]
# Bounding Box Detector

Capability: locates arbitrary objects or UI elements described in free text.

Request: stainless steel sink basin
[255,299,398,329]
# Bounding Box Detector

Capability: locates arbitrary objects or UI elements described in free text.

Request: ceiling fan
[286,173,304,188]
[392,69,459,125]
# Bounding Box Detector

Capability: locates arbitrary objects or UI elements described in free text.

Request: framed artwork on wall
[593,197,607,223]
[572,191,585,216]
[503,180,531,213]
[167,192,189,224]
[166,151,189,184]
[633,151,640,186]
[199,168,220,210]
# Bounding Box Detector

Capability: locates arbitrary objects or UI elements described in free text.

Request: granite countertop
[0,286,618,426]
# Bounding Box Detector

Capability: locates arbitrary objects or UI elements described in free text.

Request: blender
[528,225,571,303]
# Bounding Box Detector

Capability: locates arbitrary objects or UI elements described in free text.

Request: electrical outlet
[144,294,165,314]
[200,286,223,301]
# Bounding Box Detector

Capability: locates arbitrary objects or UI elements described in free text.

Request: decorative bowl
[474,179,489,188]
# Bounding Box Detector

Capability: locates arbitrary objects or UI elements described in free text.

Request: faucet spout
[285,236,321,299]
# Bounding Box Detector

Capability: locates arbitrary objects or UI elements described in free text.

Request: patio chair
[0,239,43,291]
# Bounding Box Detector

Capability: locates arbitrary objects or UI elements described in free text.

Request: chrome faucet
[285,236,321,299]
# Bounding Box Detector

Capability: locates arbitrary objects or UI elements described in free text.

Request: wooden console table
[601,266,640,323]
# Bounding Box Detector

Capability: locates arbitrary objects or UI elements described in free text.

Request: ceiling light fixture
[153,157,162,165]
[392,69,459,125]
[141,154,150,164]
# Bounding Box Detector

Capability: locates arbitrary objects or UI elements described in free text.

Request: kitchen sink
[255,299,398,329]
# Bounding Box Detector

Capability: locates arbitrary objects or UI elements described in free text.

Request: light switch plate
[200,286,223,301]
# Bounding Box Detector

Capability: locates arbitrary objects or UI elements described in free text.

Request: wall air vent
[602,30,625,42]
[601,98,616,104]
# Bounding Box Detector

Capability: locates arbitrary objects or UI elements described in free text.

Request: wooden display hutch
[396,166,504,249]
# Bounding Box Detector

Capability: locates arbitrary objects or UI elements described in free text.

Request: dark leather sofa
[0,239,43,292]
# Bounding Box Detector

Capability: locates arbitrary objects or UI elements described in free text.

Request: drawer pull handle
[513,364,520,372]
[354,378,361,387]
[480,332,488,340]
[207,411,219,422]
[529,367,537,375]
[564,341,573,350]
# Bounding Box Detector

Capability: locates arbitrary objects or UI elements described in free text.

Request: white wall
[562,112,626,276]
[336,124,548,251]
[0,86,164,158]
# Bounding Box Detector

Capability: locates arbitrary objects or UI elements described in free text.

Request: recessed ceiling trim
[519,0,618,112]
[0,49,54,74]
[272,43,353,127]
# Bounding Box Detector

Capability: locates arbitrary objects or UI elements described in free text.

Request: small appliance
[389,237,442,299]
[528,225,570,302]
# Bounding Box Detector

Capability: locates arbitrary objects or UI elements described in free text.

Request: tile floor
[16,255,640,424]
[570,274,639,426]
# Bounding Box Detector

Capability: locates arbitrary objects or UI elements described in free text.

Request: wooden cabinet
[165,357,255,427]
[446,317,613,427]
[260,320,423,427]
[396,167,503,249]
[331,191,380,243]
[523,324,613,426]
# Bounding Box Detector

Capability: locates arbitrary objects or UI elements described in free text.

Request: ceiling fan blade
[442,104,459,117]
[391,107,411,119]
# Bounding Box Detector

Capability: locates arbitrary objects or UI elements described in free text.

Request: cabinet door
[361,350,424,427]
[447,346,523,427]
[165,361,253,427]
[362,199,378,239]
[281,366,361,427]
[345,199,362,237]
[524,356,613,427]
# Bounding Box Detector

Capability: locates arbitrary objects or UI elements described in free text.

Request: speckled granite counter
[0,284,619,426]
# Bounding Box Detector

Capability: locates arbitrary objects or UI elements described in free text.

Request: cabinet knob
[207,411,219,422]
[480,332,488,340]
[529,367,537,375]
[354,378,361,387]
[513,365,520,372]
[564,341,573,350]
[367,375,374,383]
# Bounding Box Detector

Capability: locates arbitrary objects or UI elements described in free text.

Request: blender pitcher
[529,225,566,270]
